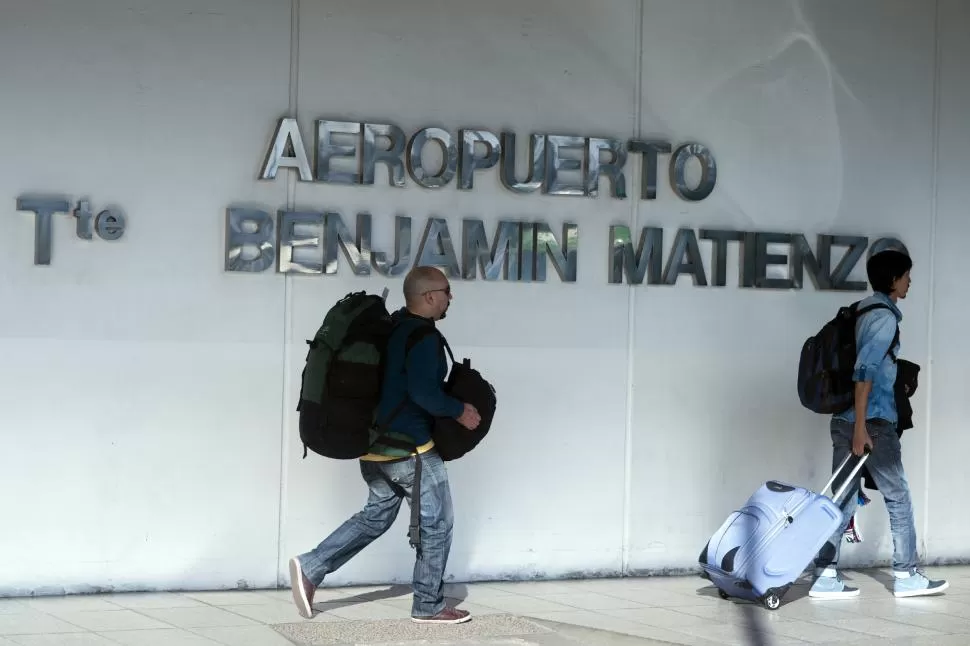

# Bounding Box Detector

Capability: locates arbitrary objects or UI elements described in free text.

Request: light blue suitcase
[698,451,869,610]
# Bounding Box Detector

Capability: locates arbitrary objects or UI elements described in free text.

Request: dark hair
[866,250,912,294]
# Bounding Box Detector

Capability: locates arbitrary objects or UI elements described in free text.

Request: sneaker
[809,568,860,599]
[288,557,315,618]
[411,607,472,624]
[893,569,949,598]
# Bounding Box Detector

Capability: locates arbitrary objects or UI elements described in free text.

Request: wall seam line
[922,0,942,564]
[621,0,645,577]
[276,0,300,588]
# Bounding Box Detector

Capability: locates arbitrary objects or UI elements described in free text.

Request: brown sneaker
[411,606,471,624]
[288,557,315,618]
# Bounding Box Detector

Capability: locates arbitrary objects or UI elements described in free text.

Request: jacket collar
[869,291,903,322]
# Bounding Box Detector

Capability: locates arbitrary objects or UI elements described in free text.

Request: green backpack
[297,289,400,459]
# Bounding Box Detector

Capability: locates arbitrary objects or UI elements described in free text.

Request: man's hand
[457,403,481,430]
[852,422,873,457]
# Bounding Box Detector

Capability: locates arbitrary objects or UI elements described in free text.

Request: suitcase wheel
[718,589,730,600]
[763,591,782,610]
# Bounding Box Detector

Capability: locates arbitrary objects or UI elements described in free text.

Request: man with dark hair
[288,267,481,623]
[809,249,949,599]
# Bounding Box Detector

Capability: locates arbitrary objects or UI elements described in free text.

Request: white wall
[0,0,292,594]
[0,0,966,595]
[927,0,970,563]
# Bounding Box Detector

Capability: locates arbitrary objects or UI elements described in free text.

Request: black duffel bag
[406,326,496,461]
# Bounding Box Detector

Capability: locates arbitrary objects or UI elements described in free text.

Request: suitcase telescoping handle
[822,448,871,505]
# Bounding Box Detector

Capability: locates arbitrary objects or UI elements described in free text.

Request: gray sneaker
[809,568,860,599]
[893,569,949,598]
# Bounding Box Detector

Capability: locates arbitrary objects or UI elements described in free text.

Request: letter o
[406,127,459,189]
[669,143,717,202]
[868,237,910,259]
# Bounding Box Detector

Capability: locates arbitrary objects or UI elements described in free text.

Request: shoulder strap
[404,325,438,354]
[404,324,455,364]
[854,302,890,317]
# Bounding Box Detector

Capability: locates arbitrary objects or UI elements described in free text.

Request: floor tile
[175,593,277,607]
[131,608,257,630]
[667,620,808,646]
[97,629,222,646]
[770,600,866,623]
[0,604,27,617]
[313,601,408,621]
[598,606,725,630]
[875,611,970,633]
[597,586,710,607]
[845,596,964,619]
[105,595,206,610]
[250,588,350,604]
[660,600,752,626]
[652,591,725,608]
[38,612,167,633]
[5,567,970,645]
[216,602,315,625]
[535,592,649,611]
[753,618,874,644]
[526,610,720,645]
[190,626,296,646]
[7,633,119,646]
[821,616,945,639]
[0,611,81,636]
[192,626,293,646]
[21,600,121,614]
[814,636,970,646]
[485,581,592,595]
[462,595,580,615]
[441,585,523,605]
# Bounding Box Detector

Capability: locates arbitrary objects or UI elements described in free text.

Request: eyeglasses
[423,286,451,296]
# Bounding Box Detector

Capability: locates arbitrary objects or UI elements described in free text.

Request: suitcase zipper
[733,491,813,576]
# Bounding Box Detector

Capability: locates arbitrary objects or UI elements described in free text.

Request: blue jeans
[814,418,918,573]
[297,450,454,617]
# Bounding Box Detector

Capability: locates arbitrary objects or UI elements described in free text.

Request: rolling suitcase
[698,450,870,610]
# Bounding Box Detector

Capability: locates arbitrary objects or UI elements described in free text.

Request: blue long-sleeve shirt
[834,291,902,424]
[366,309,463,458]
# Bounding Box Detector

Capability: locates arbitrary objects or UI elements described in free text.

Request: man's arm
[853,310,897,384]
[405,334,464,418]
[850,311,897,454]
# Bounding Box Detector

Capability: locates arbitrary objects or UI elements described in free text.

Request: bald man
[289,266,480,624]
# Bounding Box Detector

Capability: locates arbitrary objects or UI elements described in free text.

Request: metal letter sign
[15,196,127,266]
[242,116,908,290]
[9,117,906,286]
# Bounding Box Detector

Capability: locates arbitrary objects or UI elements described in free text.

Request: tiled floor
[0,566,968,645]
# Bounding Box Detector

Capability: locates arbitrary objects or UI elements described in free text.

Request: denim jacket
[834,291,902,424]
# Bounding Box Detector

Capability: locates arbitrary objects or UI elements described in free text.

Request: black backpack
[796,301,898,415]
[296,290,415,459]
[405,326,497,461]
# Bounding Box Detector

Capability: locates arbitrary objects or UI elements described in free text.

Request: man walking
[289,266,481,623]
[809,250,948,599]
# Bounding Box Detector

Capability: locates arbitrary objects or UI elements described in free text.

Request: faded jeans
[814,418,918,573]
[297,450,454,617]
